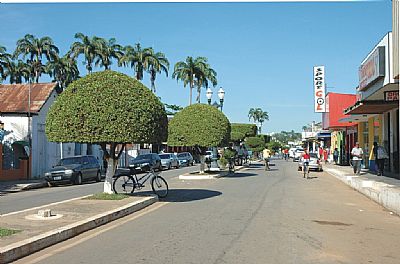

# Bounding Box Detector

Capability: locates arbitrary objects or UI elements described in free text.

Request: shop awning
[344,100,398,115]
[339,114,376,123]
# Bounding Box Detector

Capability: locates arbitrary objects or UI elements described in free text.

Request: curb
[0,195,158,263]
[325,168,400,216]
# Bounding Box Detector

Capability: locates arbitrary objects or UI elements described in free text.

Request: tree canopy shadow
[223,172,258,178]
[131,188,222,202]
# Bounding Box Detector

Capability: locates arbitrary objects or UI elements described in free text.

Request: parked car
[45,155,101,185]
[288,147,297,158]
[129,153,162,172]
[293,148,305,161]
[159,153,179,169]
[298,153,323,171]
[177,152,194,166]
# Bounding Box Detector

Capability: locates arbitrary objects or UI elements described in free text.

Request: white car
[293,148,304,161]
[288,148,297,158]
[298,153,323,171]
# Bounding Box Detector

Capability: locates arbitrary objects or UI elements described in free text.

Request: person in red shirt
[301,150,311,179]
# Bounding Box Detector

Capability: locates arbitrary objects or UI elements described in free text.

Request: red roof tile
[0,83,57,114]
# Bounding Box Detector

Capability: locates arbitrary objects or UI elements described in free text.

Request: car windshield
[159,154,170,159]
[58,157,82,166]
[177,153,186,158]
[135,154,152,160]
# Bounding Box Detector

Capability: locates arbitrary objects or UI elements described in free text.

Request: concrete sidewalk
[324,163,400,216]
[0,194,157,263]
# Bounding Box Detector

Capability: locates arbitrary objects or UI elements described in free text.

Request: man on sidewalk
[373,142,389,176]
[351,142,363,175]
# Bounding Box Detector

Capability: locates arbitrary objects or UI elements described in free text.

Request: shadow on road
[223,172,258,178]
[133,188,222,202]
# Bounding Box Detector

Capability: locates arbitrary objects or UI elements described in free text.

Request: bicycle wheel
[151,176,168,198]
[113,175,135,194]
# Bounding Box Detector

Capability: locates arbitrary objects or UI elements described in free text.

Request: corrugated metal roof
[0,83,57,114]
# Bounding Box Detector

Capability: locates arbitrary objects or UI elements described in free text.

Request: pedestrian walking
[351,142,363,175]
[333,148,339,165]
[373,142,389,176]
[263,147,271,171]
[323,148,328,164]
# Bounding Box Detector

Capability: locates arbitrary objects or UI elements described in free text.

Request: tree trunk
[189,84,193,105]
[103,157,117,194]
[199,155,205,174]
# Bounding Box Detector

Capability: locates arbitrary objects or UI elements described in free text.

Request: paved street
[15,159,400,264]
[0,165,197,215]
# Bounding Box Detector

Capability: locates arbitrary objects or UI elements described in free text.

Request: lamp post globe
[217,87,225,111]
[206,88,213,105]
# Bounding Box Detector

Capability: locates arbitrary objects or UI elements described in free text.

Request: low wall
[0,144,29,181]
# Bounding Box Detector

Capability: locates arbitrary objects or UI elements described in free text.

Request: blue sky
[0,2,392,133]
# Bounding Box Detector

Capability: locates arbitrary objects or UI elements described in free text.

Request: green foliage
[0,228,21,237]
[46,70,168,144]
[230,123,257,142]
[267,140,282,152]
[273,130,302,144]
[246,136,265,152]
[258,134,271,144]
[164,103,183,116]
[84,193,129,200]
[168,104,230,147]
[223,148,236,160]
[219,156,228,168]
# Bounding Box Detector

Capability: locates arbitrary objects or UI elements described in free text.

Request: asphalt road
[15,159,400,264]
[0,165,198,214]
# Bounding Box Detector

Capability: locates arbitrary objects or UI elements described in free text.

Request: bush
[168,104,230,148]
[246,136,265,152]
[219,156,228,168]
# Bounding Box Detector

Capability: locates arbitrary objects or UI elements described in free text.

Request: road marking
[17,202,168,264]
[0,195,92,217]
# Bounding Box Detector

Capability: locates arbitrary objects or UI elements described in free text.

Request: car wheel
[74,173,82,185]
[95,171,101,182]
[176,164,180,169]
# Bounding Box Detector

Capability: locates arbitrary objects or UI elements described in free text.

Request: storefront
[344,32,399,176]
[322,92,358,165]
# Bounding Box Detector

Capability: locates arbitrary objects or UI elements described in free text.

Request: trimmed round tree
[46,70,168,193]
[168,104,230,173]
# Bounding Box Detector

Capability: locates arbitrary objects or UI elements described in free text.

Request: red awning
[344,100,398,115]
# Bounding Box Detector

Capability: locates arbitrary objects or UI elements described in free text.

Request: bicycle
[302,160,310,179]
[112,166,169,198]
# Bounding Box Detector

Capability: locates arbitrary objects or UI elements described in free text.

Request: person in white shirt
[351,142,363,175]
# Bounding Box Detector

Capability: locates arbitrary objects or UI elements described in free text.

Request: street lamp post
[206,88,213,105]
[217,87,225,111]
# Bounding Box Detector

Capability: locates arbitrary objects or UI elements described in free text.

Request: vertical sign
[313,66,326,113]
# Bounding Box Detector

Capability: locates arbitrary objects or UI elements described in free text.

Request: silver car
[298,153,323,172]
[159,153,180,170]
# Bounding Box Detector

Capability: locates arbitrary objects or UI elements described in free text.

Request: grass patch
[84,193,129,200]
[0,228,21,238]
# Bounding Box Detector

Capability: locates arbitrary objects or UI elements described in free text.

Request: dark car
[177,152,194,166]
[130,153,162,172]
[45,155,101,185]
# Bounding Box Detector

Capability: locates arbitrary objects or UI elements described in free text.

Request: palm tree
[194,62,217,103]
[5,60,30,84]
[13,34,59,83]
[94,37,124,70]
[0,45,12,82]
[46,54,79,90]
[147,48,169,93]
[173,56,209,105]
[68,32,98,74]
[120,43,152,81]
[258,110,269,134]
[248,108,269,134]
